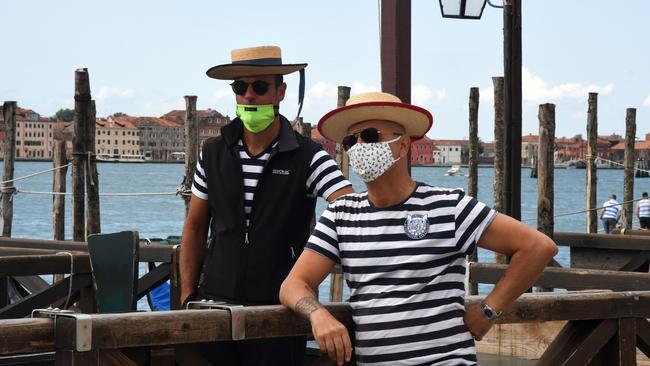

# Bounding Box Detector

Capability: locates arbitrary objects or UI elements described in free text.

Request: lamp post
[438,0,522,221]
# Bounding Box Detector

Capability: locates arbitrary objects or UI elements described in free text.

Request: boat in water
[444,164,465,176]
[97,153,147,163]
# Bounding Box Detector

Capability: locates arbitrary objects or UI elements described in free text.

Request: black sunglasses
[230,80,271,96]
[342,127,382,151]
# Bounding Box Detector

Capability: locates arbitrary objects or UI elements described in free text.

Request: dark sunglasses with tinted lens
[230,80,270,96]
[342,127,381,151]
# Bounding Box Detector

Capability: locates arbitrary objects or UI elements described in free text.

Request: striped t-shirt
[192,139,351,227]
[639,199,650,218]
[602,199,621,220]
[306,183,496,366]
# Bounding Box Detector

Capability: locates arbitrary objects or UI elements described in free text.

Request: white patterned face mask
[347,136,401,182]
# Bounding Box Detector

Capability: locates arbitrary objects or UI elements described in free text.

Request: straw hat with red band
[317,92,433,143]
[206,45,307,80]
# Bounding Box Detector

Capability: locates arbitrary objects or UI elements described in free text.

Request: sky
[1,0,649,141]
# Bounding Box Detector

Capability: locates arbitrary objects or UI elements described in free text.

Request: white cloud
[211,87,232,104]
[412,85,432,105]
[435,88,447,103]
[95,86,136,102]
[522,67,614,103]
[644,94,650,107]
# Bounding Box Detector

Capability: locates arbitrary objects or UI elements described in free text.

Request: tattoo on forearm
[295,296,323,319]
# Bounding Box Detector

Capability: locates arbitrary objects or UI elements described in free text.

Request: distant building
[432,140,467,164]
[160,109,230,149]
[521,134,538,166]
[411,136,434,166]
[310,128,336,157]
[95,118,141,157]
[113,116,184,160]
[0,106,54,160]
[610,133,650,162]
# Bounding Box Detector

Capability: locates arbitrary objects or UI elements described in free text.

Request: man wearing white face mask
[280,92,557,366]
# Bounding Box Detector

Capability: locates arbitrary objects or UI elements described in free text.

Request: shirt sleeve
[305,149,351,200]
[191,151,208,200]
[305,203,341,264]
[454,191,496,256]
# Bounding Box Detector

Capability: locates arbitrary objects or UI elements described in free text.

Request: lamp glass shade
[439,0,487,19]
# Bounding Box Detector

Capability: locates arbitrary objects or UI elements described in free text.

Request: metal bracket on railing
[31,307,92,352]
[186,299,246,340]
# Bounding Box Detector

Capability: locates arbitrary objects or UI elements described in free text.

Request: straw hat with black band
[206,45,307,119]
[317,92,433,143]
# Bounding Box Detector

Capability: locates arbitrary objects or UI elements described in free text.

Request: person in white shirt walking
[600,193,621,234]
[637,192,650,230]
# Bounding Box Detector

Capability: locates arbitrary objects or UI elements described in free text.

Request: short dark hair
[275,75,284,86]
[643,192,648,197]
[611,193,617,200]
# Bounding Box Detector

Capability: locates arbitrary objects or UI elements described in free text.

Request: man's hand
[463,303,494,341]
[309,308,353,365]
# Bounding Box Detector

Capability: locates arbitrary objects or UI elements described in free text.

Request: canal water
[5,162,650,308]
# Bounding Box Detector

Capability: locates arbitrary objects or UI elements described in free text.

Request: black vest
[199,116,319,305]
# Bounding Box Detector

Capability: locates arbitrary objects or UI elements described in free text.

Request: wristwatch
[480,300,502,320]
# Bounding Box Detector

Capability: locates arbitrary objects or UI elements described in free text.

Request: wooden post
[468,87,479,199]
[72,69,91,242]
[538,104,555,237]
[2,101,17,237]
[492,77,507,264]
[85,101,100,236]
[329,87,351,303]
[52,141,68,241]
[183,96,198,216]
[467,88,480,295]
[623,108,636,229]
[503,0,523,221]
[381,0,411,174]
[335,86,351,178]
[586,93,598,234]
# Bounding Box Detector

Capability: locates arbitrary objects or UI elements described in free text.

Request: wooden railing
[0,236,180,319]
[1,292,650,365]
[2,231,650,365]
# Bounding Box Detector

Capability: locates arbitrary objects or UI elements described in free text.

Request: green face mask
[236,104,277,133]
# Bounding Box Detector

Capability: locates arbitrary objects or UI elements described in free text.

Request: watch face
[482,307,492,319]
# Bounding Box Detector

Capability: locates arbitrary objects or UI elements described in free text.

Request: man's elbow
[279,278,292,307]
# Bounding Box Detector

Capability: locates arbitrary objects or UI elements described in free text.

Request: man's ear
[276,82,287,102]
[398,135,411,159]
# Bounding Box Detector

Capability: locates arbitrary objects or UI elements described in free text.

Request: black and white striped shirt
[306,183,496,365]
[192,139,351,227]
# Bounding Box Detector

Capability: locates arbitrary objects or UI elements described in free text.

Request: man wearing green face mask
[180,45,354,366]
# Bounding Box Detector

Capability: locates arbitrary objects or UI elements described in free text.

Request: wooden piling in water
[52,141,68,241]
[492,77,506,264]
[85,101,100,236]
[537,104,555,292]
[72,69,91,241]
[335,86,350,178]
[624,108,636,229]
[586,93,598,233]
[468,87,479,295]
[2,101,17,237]
[183,96,198,216]
[329,86,351,303]
[537,104,555,237]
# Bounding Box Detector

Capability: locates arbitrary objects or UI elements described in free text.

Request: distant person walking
[637,192,650,230]
[600,193,621,234]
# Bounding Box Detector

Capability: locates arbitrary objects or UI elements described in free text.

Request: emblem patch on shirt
[404,213,428,240]
[272,169,290,175]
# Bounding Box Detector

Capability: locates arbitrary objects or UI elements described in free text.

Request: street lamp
[438,0,521,222]
[438,0,502,20]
